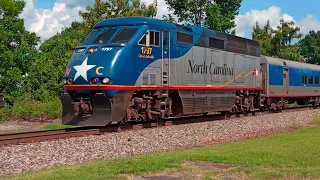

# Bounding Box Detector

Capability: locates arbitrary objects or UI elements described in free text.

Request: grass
[42,124,75,130]
[3,119,320,180]
[0,98,62,121]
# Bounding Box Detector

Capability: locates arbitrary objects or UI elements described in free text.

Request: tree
[0,0,40,98]
[80,0,157,32]
[298,30,320,64]
[252,19,303,61]
[204,0,241,34]
[252,21,273,56]
[162,14,177,23]
[164,0,209,26]
[25,22,85,100]
[164,0,241,33]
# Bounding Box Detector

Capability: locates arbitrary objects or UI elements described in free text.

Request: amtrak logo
[73,57,96,81]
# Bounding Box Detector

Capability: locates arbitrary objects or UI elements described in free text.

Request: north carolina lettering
[187,60,234,76]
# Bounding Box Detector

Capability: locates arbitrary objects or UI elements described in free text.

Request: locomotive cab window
[111,28,137,43]
[93,28,116,44]
[138,30,160,46]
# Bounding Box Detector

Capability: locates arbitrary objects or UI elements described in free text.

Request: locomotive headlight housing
[67,78,72,84]
[63,79,67,85]
[86,47,98,54]
[102,77,110,84]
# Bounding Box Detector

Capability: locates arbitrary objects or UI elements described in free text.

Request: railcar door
[162,30,170,87]
[283,68,289,94]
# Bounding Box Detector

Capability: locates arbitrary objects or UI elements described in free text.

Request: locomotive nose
[64,46,124,85]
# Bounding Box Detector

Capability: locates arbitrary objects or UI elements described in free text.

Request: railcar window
[111,28,137,43]
[302,75,307,84]
[309,76,314,84]
[93,29,116,44]
[209,37,224,49]
[177,32,193,44]
[316,77,320,84]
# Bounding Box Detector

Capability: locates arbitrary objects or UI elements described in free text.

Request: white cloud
[21,0,85,41]
[56,0,95,8]
[298,14,320,35]
[234,6,295,37]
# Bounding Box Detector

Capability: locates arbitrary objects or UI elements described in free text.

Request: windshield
[111,28,137,43]
[81,27,138,45]
[81,28,116,45]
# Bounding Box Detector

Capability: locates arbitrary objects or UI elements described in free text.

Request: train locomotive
[62,16,320,127]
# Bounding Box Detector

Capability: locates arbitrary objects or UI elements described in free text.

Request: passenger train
[62,16,320,127]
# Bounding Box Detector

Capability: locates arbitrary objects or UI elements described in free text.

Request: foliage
[162,14,177,23]
[252,19,303,61]
[5,123,320,179]
[298,30,320,64]
[80,0,157,32]
[252,21,273,56]
[25,22,86,100]
[164,0,209,26]
[0,98,62,121]
[164,0,241,33]
[204,0,241,34]
[0,0,40,99]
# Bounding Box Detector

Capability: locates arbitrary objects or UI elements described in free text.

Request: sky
[20,0,320,41]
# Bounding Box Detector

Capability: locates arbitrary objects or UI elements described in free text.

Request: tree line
[1,0,320,102]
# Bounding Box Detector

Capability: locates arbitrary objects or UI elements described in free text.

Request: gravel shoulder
[0,109,319,177]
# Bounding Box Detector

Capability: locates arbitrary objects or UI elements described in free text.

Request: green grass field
[42,124,75,130]
[3,120,320,180]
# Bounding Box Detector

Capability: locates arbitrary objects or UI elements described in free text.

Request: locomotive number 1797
[141,47,153,55]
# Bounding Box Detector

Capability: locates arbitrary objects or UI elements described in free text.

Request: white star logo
[73,57,96,82]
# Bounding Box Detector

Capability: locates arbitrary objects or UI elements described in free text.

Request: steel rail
[0,128,100,146]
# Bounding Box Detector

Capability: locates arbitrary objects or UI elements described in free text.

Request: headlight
[63,79,67,85]
[102,77,110,84]
[67,78,72,84]
[91,78,97,84]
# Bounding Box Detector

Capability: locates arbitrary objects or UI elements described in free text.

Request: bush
[0,98,62,121]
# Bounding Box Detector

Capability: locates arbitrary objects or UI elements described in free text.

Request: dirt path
[0,118,61,134]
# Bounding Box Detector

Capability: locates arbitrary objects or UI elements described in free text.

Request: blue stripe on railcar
[289,67,320,87]
[269,64,283,86]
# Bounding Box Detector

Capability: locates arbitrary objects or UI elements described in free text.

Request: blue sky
[34,0,55,9]
[22,0,320,41]
[240,0,320,20]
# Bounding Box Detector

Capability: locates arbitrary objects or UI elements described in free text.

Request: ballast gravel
[0,109,319,176]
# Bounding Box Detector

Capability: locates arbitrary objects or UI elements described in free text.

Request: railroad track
[0,105,317,147]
